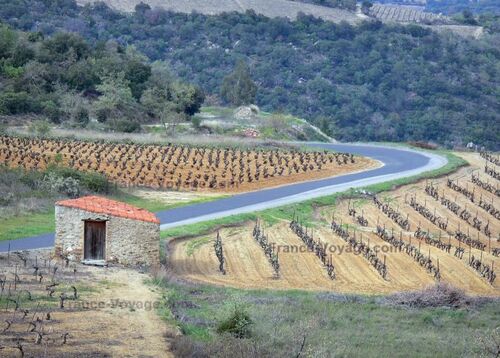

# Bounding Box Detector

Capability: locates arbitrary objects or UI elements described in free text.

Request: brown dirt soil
[0,250,173,357]
[167,152,500,296]
[0,136,378,194]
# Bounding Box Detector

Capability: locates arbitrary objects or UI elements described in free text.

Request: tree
[220,61,257,106]
[361,1,373,15]
[141,62,204,134]
[95,73,137,123]
[461,9,478,25]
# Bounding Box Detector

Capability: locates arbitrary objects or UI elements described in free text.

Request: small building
[54,196,160,266]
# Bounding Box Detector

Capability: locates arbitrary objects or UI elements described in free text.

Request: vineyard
[168,152,500,295]
[0,136,374,193]
[0,250,170,356]
[369,4,447,24]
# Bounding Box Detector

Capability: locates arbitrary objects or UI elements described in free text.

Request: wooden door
[84,221,106,260]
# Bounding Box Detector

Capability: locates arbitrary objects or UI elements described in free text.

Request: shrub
[109,119,141,133]
[39,172,81,198]
[74,106,89,127]
[191,115,201,129]
[80,171,112,193]
[42,100,62,123]
[0,91,37,114]
[96,108,108,123]
[28,120,51,137]
[216,305,253,338]
[385,283,472,308]
[408,141,438,150]
[46,165,112,194]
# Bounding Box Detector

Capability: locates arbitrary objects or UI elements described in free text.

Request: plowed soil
[168,152,500,295]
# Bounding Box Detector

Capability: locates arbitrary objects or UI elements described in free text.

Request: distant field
[77,0,362,23]
[77,0,483,37]
[369,3,446,23]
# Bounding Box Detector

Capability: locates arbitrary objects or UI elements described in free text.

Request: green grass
[161,213,255,240]
[149,278,499,357]
[0,210,56,242]
[0,191,227,242]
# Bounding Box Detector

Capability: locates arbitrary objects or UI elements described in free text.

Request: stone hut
[54,196,160,266]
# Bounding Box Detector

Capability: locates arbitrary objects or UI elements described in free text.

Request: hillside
[1,0,498,149]
[77,0,362,23]
[77,0,483,36]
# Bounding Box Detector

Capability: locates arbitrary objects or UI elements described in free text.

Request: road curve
[0,143,447,252]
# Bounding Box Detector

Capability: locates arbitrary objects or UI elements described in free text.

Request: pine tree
[220,61,257,106]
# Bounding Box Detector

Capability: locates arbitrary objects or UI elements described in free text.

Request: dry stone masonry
[54,196,160,266]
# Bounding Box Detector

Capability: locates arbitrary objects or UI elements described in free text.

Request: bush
[28,120,51,137]
[46,165,112,194]
[39,172,81,198]
[385,283,472,308]
[80,171,112,193]
[408,141,438,150]
[0,91,38,114]
[42,100,62,123]
[216,306,253,338]
[74,106,89,127]
[96,108,108,123]
[109,119,141,133]
[191,115,201,129]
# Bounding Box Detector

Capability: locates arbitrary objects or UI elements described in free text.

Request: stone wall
[54,205,159,266]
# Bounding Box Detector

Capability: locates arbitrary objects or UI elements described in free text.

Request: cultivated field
[77,0,361,23]
[167,152,500,295]
[0,136,376,193]
[0,250,173,357]
[369,4,446,23]
[77,0,482,37]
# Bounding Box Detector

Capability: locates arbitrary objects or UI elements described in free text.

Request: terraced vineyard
[369,4,447,23]
[168,152,499,295]
[0,136,374,193]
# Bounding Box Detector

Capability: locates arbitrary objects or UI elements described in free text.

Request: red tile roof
[56,196,160,224]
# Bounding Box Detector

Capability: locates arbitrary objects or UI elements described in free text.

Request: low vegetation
[192,106,331,141]
[152,276,500,357]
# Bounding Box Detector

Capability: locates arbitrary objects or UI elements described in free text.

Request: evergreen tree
[220,61,257,106]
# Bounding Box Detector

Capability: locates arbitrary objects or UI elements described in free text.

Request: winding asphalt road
[0,143,447,252]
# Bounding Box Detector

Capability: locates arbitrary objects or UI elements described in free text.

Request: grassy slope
[151,279,499,357]
[193,106,331,142]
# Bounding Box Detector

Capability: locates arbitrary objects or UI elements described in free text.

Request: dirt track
[0,251,173,357]
[168,152,500,295]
